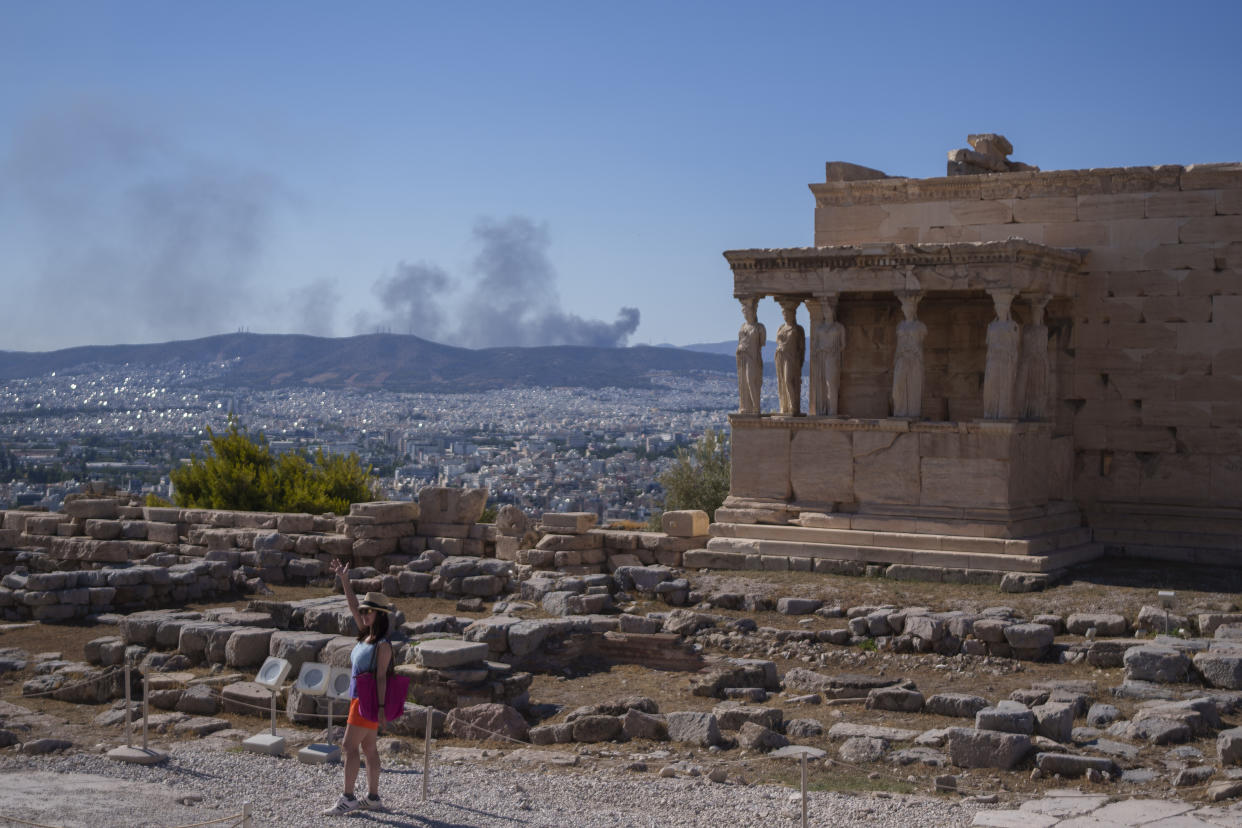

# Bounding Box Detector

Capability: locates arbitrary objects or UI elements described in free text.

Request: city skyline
[2,1,1240,352]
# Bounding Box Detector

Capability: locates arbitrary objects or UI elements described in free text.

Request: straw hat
[358,592,393,613]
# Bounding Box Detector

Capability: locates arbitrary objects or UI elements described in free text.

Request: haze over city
[2,0,1240,353]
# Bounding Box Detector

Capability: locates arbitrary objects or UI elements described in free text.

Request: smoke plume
[362,261,452,338]
[364,216,640,348]
[1,101,285,348]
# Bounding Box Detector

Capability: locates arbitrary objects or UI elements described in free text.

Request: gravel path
[0,742,984,827]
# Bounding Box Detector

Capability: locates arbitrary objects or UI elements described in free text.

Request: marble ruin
[720,135,1242,576]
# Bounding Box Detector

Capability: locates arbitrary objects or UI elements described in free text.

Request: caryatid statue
[808,295,845,416]
[735,296,766,414]
[983,290,1021,419]
[774,298,805,416]
[891,293,926,419]
[1017,295,1050,420]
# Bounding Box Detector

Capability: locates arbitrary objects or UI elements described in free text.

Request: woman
[323,559,394,816]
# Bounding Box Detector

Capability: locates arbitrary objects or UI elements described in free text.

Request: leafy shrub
[655,429,730,524]
[171,418,374,513]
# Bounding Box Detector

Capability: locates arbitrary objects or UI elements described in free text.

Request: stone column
[891,292,926,419]
[1017,295,1050,420]
[774,297,805,416]
[808,294,845,416]
[982,289,1021,419]
[735,296,766,414]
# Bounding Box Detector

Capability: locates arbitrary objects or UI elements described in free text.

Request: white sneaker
[322,794,364,816]
[360,793,384,811]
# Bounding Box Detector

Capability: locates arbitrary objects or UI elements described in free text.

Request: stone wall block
[1218,189,1242,215]
[1181,163,1242,191]
[662,511,709,537]
[1147,191,1218,217]
[1012,196,1077,223]
[1077,193,1146,221]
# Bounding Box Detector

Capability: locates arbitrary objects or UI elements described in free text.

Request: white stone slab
[973,812,1058,828]
[297,743,340,764]
[242,733,286,756]
[1091,800,1195,824]
[417,639,488,668]
[827,722,919,742]
[1020,794,1109,818]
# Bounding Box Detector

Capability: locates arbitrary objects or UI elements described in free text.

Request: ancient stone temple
[714,135,1242,577]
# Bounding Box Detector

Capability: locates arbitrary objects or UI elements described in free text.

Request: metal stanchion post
[422,713,431,802]
[123,663,133,748]
[243,802,252,828]
[270,690,277,737]
[800,752,808,828]
[142,672,149,751]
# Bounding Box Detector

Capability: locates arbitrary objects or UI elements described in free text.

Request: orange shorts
[347,698,378,730]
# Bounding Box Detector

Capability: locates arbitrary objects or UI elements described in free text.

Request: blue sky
[2,1,1239,352]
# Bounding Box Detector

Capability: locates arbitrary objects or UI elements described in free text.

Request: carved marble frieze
[724,240,1084,300]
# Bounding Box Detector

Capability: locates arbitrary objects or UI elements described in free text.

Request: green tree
[171,418,374,513]
[653,429,730,528]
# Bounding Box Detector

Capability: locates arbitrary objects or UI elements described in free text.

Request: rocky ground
[3,558,1242,826]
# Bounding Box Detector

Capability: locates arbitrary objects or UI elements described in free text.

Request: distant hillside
[0,333,734,391]
[680,339,777,365]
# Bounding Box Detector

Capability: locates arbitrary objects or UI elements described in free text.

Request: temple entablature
[724,239,1084,301]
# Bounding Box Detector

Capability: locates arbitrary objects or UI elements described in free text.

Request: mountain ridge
[0,332,735,391]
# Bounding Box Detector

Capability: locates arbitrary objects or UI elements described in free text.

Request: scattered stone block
[828,722,919,742]
[944,727,1031,770]
[925,693,989,719]
[737,721,788,752]
[1220,727,1242,764]
[1124,645,1191,684]
[1086,703,1121,727]
[1035,752,1120,778]
[622,708,668,741]
[785,718,822,738]
[1003,623,1055,660]
[777,597,823,616]
[1196,652,1242,689]
[417,639,488,669]
[666,711,722,747]
[865,686,924,713]
[711,702,782,732]
[1066,613,1128,636]
[571,715,623,743]
[220,682,273,717]
[224,628,276,669]
[444,703,527,742]
[976,701,1035,735]
[661,510,708,538]
[540,512,597,534]
[838,735,887,763]
[1031,702,1075,743]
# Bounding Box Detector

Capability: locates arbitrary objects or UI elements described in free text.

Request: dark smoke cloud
[288,279,342,336]
[1,101,285,347]
[362,261,453,338]
[362,216,640,349]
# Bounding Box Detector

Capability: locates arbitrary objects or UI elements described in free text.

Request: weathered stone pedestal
[242,732,286,756]
[297,743,340,764]
[713,414,1100,576]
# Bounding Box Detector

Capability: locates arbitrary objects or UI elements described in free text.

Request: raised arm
[330,558,365,633]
